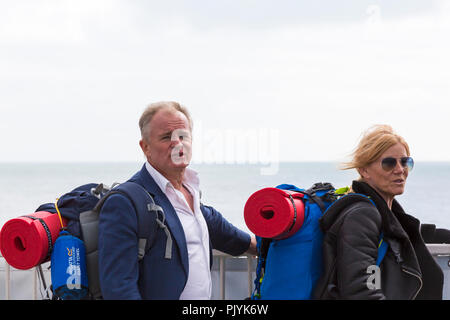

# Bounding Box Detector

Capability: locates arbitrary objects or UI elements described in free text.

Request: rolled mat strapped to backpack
[245,183,389,300]
[244,187,305,240]
[0,211,68,270]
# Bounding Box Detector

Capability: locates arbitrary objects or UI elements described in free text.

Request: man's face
[140,109,192,175]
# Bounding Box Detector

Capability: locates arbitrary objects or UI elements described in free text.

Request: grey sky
[0,0,449,163]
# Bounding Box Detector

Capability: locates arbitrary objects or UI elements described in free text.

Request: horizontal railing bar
[2,244,450,300]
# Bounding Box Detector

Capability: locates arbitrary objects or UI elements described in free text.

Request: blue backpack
[251,182,388,300]
[36,181,172,299]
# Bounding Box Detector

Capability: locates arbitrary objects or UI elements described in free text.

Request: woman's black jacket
[313,181,443,300]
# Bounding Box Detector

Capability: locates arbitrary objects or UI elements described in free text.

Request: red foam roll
[0,211,67,270]
[244,188,305,240]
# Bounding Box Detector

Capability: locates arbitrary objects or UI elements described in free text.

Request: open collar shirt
[145,161,212,300]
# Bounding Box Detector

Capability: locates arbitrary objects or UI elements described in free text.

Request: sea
[1,161,450,300]
[1,161,450,232]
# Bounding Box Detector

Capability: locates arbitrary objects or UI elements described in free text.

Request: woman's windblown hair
[341,124,410,174]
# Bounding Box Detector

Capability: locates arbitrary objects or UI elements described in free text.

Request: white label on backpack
[66,246,82,290]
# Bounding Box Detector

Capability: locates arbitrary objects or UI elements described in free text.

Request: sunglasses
[381,157,414,172]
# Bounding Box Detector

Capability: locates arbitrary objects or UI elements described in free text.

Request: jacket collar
[351,181,418,241]
[352,181,422,275]
[351,181,408,240]
[129,164,189,277]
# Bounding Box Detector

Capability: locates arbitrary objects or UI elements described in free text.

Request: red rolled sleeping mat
[244,188,305,240]
[0,211,67,270]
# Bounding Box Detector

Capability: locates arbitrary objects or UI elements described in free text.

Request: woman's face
[359,143,411,203]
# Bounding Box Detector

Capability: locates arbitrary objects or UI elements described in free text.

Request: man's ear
[139,139,149,157]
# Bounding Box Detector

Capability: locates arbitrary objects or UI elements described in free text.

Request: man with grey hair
[98,101,256,300]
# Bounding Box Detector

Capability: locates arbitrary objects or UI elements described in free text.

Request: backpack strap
[323,193,389,266]
[149,202,173,260]
[79,182,173,300]
[22,215,53,260]
[87,181,172,260]
[252,237,272,300]
[112,182,172,260]
[376,232,388,266]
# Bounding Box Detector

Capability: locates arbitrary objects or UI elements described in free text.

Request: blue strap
[376,232,388,266]
[252,237,263,300]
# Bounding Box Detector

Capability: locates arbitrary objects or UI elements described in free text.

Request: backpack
[249,182,388,300]
[36,181,172,300]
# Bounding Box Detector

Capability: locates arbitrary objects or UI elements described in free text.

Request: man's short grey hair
[139,101,193,140]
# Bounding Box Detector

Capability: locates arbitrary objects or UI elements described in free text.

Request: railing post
[5,259,11,300]
[247,256,253,298]
[33,267,38,300]
[219,256,225,300]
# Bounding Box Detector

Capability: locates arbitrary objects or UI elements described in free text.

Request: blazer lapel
[131,165,189,278]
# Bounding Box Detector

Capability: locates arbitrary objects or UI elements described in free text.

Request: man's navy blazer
[97,164,251,299]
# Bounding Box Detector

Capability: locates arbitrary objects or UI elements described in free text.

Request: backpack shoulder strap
[376,232,389,266]
[79,181,172,300]
[113,181,172,260]
[324,193,375,215]
[325,193,388,266]
[319,192,376,233]
[334,193,387,266]
[252,236,272,300]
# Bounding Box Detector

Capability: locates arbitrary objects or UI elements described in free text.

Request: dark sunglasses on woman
[381,156,414,172]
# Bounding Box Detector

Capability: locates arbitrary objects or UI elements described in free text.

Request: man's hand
[246,235,258,256]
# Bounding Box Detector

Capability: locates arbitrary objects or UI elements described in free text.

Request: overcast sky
[1,0,449,163]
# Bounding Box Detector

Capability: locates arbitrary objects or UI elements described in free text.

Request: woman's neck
[359,179,394,210]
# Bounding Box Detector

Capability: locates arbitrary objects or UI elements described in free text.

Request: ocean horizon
[1,161,450,233]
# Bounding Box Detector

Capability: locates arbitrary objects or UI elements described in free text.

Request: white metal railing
[0,251,256,300]
[213,250,256,299]
[1,254,46,300]
[2,245,450,300]
[425,244,450,257]
[3,255,9,300]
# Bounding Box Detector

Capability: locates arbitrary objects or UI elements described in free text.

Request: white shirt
[145,162,212,300]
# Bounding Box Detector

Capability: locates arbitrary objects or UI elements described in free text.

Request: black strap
[286,194,298,235]
[308,194,326,212]
[259,237,272,271]
[22,215,54,259]
[305,182,335,212]
[92,190,124,212]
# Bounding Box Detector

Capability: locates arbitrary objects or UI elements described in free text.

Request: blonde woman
[314,125,443,300]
